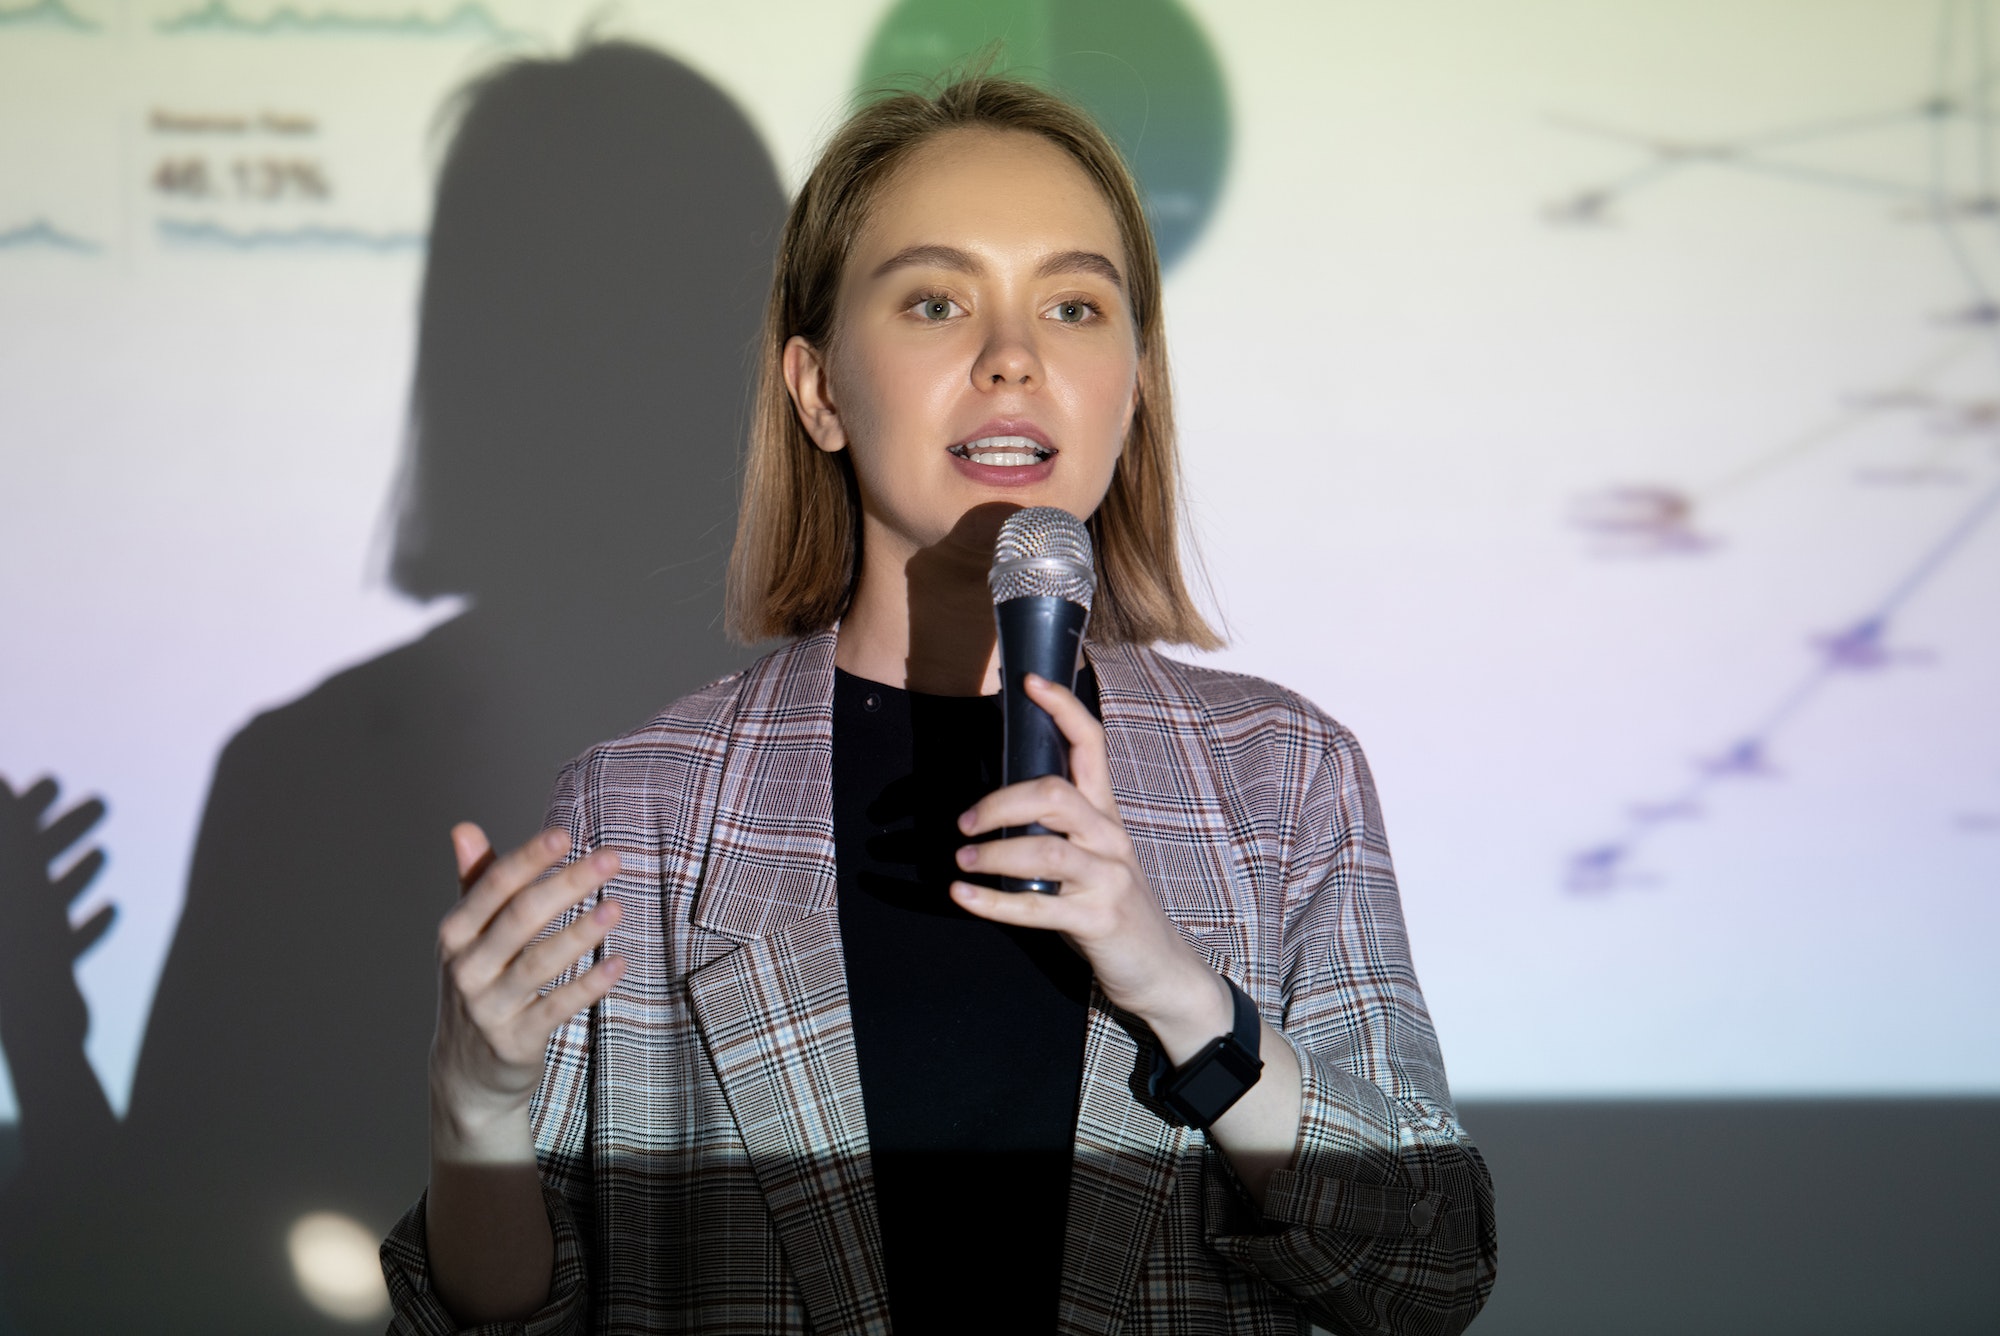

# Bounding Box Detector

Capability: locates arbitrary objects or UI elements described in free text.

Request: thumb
[450,822,493,893]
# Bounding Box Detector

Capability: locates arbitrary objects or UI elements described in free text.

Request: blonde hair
[726,74,1221,649]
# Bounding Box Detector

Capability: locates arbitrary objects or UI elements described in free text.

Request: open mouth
[948,435,1055,467]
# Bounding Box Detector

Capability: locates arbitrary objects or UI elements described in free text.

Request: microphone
[988,506,1096,894]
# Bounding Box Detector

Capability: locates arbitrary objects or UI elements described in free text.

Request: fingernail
[951,882,978,903]
[593,849,620,874]
[957,809,976,832]
[956,845,977,868]
[543,829,568,853]
[592,898,619,924]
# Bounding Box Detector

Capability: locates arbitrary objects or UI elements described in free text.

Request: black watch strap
[1146,976,1265,1130]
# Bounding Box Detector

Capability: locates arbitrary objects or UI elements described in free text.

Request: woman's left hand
[951,673,1230,1060]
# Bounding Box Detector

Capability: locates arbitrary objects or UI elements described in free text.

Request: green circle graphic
[857,0,1231,271]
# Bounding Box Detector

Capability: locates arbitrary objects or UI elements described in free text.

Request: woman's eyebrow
[868,244,1124,291]
[1036,249,1124,290]
[871,243,981,279]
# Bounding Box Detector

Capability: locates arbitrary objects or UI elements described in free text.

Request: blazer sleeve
[379,758,601,1336]
[1203,725,1497,1336]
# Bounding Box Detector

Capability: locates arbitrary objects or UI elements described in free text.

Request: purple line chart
[1549,0,2000,893]
[1569,477,2000,892]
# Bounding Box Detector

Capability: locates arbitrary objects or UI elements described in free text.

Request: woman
[385,76,1496,1335]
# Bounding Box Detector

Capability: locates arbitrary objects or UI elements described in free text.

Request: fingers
[437,827,626,1075]
[441,827,573,954]
[452,822,494,891]
[955,832,1104,889]
[953,675,1118,838]
[959,774,1118,845]
[69,902,116,960]
[17,776,59,819]
[950,877,1071,929]
[524,952,627,1034]
[38,796,107,863]
[452,847,621,994]
[491,894,624,1013]
[52,846,107,906]
[1023,674,1115,808]
[430,822,628,1117]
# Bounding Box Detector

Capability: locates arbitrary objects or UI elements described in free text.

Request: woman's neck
[835,505,1012,695]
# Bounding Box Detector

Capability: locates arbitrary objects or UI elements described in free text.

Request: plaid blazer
[382,630,1495,1336]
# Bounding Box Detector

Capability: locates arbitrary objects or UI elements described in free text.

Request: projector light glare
[287,1210,390,1323]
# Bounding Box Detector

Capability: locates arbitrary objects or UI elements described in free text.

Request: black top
[832,667,1096,1333]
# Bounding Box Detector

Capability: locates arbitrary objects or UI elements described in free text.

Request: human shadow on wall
[0,42,782,1333]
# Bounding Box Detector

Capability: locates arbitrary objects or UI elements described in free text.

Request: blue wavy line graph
[154,0,521,38]
[0,219,103,252]
[157,218,425,251]
[0,0,98,30]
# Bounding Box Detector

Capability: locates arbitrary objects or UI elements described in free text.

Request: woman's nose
[973,318,1041,386]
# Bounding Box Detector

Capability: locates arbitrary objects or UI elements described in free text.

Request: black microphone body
[997,594,1090,893]
[988,506,1098,895]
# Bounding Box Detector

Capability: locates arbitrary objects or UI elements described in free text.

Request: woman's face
[785,127,1141,563]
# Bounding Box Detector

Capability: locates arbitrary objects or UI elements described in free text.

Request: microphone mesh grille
[989,506,1096,609]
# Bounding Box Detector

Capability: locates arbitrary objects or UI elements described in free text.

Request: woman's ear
[783,335,847,454]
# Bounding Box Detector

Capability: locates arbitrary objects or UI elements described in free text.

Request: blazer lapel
[686,908,889,1336]
[688,629,844,943]
[682,631,893,1336]
[1057,644,1251,1336]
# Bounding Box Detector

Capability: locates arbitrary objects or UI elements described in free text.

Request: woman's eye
[1051,300,1093,324]
[915,296,959,321]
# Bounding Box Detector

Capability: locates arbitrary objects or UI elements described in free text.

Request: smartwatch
[1147,976,1265,1129]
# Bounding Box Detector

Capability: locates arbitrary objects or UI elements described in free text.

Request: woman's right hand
[428,822,625,1160]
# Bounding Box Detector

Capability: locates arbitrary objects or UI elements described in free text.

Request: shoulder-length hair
[726,74,1222,650]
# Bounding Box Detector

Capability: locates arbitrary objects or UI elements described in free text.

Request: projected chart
[0,0,102,30]
[3,99,435,258]
[145,104,429,250]
[1550,0,2000,891]
[0,0,526,1142]
[0,0,531,264]
[0,218,102,250]
[152,0,525,39]
[4,0,1992,1146]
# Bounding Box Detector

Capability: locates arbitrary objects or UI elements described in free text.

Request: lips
[947,434,1055,467]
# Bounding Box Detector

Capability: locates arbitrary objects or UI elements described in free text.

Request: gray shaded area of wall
[7,1097,1997,1332]
[1456,1097,2000,1336]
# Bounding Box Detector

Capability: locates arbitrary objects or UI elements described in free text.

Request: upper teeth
[954,435,1050,466]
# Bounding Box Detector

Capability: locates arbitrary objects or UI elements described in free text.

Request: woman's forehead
[854,128,1127,269]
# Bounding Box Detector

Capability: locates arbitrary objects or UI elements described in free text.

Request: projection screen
[3,0,1996,1147]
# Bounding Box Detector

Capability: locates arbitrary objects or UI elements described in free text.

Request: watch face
[1149,978,1267,1127]
[1176,1052,1253,1122]
[1163,1034,1265,1127]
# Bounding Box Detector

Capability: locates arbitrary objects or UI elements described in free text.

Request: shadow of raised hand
[0,774,117,1150]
